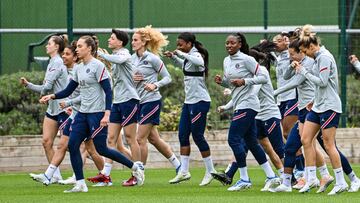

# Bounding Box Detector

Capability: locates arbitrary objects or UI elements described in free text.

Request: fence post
[67,0,73,42]
[340,0,347,127]
[263,0,268,39]
[0,1,2,75]
[347,0,359,30]
[129,0,134,51]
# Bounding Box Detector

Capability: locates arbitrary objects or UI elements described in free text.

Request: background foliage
[0,65,359,135]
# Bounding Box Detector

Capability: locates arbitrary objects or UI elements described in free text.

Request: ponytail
[249,40,277,71]
[91,35,99,57]
[194,40,209,77]
[232,32,249,55]
[299,24,320,48]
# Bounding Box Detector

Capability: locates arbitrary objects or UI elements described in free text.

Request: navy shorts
[298,108,309,124]
[137,100,162,125]
[62,117,73,136]
[70,112,108,140]
[278,99,299,119]
[306,110,340,129]
[256,118,282,139]
[45,111,69,130]
[256,117,284,159]
[110,99,139,127]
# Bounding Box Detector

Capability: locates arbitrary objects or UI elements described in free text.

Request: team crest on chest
[86,68,90,73]
[235,63,240,69]
[143,61,148,65]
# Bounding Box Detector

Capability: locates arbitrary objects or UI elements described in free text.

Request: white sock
[278,168,284,179]
[131,162,138,171]
[260,161,276,178]
[283,173,292,187]
[239,167,249,181]
[203,156,216,173]
[76,179,85,185]
[44,164,57,179]
[71,173,76,179]
[334,167,346,185]
[168,154,181,170]
[53,167,62,179]
[348,171,359,182]
[180,155,190,174]
[317,164,330,178]
[102,163,112,176]
[306,166,317,181]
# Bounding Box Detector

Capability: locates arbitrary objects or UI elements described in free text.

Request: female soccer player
[40,36,144,193]
[273,33,305,177]
[30,41,105,186]
[271,39,335,193]
[164,32,216,186]
[127,25,180,186]
[273,34,298,141]
[294,25,348,195]
[86,29,142,187]
[214,33,280,191]
[21,34,69,183]
[212,41,284,191]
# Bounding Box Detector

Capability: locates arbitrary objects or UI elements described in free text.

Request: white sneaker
[261,176,281,192]
[132,161,145,186]
[327,183,348,195]
[299,178,320,193]
[50,176,63,184]
[293,177,306,190]
[92,182,113,187]
[349,179,360,192]
[58,176,76,185]
[269,184,292,193]
[199,172,214,186]
[169,172,191,184]
[316,175,334,193]
[64,183,88,193]
[227,179,252,191]
[29,173,50,186]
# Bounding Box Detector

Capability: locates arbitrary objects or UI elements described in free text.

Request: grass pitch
[1,167,360,203]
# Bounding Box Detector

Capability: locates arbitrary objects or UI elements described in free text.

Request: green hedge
[346,74,360,127]
[0,71,46,135]
[1,66,359,135]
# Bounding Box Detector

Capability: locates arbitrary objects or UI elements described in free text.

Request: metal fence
[0,0,359,128]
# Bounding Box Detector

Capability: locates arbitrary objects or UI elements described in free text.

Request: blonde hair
[299,24,321,48]
[135,25,168,56]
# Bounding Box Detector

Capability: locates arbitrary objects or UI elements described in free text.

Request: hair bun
[301,24,315,38]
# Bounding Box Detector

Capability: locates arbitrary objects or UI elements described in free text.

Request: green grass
[1,167,360,203]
